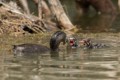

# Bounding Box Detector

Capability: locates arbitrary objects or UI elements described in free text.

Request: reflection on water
[76,14,117,33]
[0,40,119,80]
[61,0,120,33]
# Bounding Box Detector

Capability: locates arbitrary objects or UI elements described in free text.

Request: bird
[13,31,67,56]
[79,38,108,49]
[67,37,78,48]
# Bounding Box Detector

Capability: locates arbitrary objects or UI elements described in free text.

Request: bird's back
[13,44,50,54]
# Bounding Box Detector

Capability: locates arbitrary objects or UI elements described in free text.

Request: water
[0,34,120,80]
[61,0,120,33]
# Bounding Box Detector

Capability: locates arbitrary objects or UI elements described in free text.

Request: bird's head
[67,37,78,48]
[79,38,91,47]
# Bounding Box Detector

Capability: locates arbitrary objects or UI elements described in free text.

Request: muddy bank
[0,6,32,35]
[0,6,60,36]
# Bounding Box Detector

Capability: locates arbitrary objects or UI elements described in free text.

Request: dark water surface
[61,0,120,33]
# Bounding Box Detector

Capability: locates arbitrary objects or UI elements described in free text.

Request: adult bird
[13,31,67,56]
